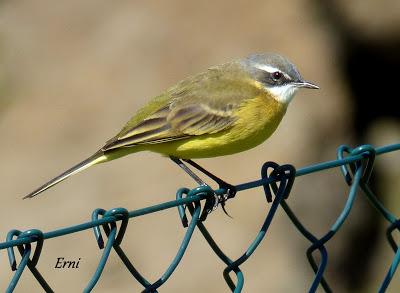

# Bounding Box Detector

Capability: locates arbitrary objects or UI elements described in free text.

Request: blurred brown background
[0,0,399,292]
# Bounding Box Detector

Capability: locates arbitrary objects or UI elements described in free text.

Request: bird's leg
[182,159,237,218]
[170,157,218,221]
[170,156,205,186]
[183,159,237,200]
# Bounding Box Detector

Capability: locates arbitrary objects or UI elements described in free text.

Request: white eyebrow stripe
[254,63,279,73]
[254,63,291,79]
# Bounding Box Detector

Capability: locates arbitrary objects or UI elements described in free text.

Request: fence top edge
[0,143,399,250]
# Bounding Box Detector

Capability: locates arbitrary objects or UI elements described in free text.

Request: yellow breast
[149,93,287,159]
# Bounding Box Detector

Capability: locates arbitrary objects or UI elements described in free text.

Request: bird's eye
[272,71,282,80]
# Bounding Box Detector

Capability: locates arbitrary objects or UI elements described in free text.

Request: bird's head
[240,53,319,104]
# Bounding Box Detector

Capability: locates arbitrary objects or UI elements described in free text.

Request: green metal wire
[0,143,399,292]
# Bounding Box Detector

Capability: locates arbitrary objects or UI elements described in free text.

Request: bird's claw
[200,184,236,221]
[221,200,233,218]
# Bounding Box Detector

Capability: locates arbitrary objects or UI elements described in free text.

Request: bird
[24,53,318,204]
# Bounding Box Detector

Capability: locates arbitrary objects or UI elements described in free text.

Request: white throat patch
[267,84,298,104]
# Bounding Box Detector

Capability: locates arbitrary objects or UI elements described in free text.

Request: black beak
[295,80,319,89]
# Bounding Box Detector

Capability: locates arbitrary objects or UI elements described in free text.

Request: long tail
[23,150,106,199]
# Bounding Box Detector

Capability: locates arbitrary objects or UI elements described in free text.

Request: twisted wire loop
[6,229,53,293]
[0,143,399,292]
[180,162,295,292]
[338,145,400,293]
[86,188,208,293]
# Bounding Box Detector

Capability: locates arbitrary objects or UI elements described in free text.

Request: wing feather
[103,102,238,151]
[169,104,236,135]
[102,63,256,151]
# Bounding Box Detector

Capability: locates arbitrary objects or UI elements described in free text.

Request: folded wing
[102,101,238,150]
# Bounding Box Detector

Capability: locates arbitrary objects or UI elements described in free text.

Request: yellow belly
[147,95,287,159]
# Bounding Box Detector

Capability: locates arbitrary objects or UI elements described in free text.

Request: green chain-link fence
[1,143,399,292]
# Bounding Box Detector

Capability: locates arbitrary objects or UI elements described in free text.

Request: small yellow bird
[25,53,318,202]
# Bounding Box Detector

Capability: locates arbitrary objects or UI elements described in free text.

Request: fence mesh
[1,143,399,292]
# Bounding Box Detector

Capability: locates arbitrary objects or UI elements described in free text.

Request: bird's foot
[170,157,237,221]
[218,182,236,218]
[200,182,236,221]
[200,187,219,221]
[219,181,237,200]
